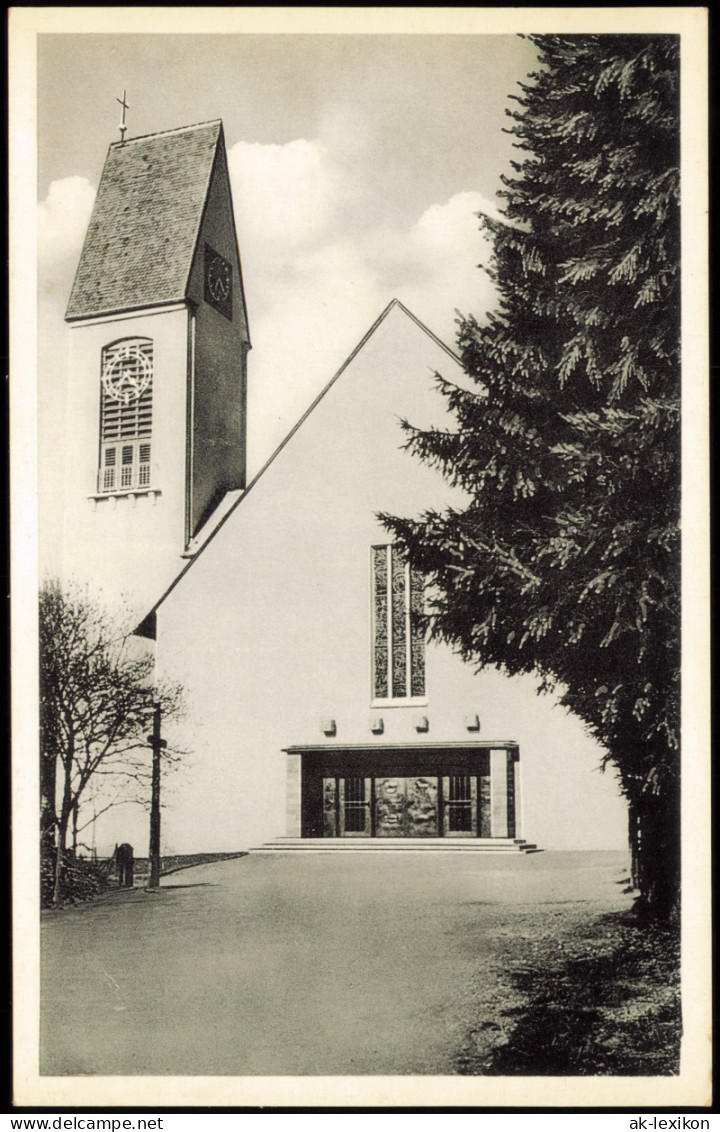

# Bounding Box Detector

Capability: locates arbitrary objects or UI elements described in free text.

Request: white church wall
[138,304,628,857]
[60,307,190,622]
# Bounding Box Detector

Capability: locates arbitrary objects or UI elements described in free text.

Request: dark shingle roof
[66,121,223,321]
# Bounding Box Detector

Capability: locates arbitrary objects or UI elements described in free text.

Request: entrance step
[250,837,540,853]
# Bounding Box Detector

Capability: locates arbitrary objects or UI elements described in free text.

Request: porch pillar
[490,748,509,837]
[286,753,302,837]
[512,749,522,839]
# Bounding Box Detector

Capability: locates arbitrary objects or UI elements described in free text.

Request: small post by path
[116,843,134,888]
[147,702,167,889]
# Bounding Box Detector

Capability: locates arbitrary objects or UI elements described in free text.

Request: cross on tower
[116,90,130,142]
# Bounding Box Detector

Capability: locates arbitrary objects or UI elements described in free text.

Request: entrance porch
[284,743,522,841]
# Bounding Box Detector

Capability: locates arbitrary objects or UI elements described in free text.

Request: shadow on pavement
[161,882,220,889]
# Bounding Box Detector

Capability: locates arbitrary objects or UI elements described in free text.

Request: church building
[61,120,628,855]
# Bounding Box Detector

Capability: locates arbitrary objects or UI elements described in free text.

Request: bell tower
[61,119,250,614]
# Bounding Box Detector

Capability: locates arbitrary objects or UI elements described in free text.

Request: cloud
[38,176,96,319]
[243,236,387,466]
[228,139,338,250]
[414,190,503,247]
[38,176,96,267]
[360,191,499,337]
[226,139,500,469]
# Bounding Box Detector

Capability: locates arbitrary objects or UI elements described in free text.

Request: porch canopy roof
[284,741,518,754]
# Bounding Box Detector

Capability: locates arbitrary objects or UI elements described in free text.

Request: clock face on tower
[204,244,233,319]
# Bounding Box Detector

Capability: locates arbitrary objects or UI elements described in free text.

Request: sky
[37,32,539,565]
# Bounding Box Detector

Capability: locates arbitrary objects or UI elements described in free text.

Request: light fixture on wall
[415,715,429,733]
[321,719,336,737]
[370,717,384,734]
[464,714,480,732]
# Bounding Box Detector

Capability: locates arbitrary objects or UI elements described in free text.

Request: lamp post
[146,702,167,889]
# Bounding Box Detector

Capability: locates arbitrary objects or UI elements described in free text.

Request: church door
[322,775,372,836]
[339,776,372,836]
[374,776,439,837]
[441,775,478,837]
[312,753,512,839]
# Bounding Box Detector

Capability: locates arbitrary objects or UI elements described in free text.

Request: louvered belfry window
[98,339,153,493]
[372,545,425,699]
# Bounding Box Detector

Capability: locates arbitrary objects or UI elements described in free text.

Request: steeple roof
[66,120,225,321]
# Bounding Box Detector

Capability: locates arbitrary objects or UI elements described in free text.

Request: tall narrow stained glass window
[390,549,407,697]
[372,545,426,699]
[98,338,153,493]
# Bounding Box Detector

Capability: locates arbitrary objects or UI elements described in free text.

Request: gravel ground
[41,850,633,1077]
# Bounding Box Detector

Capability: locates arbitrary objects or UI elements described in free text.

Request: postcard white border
[10,5,710,1109]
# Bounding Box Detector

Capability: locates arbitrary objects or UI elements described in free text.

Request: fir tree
[383,35,680,916]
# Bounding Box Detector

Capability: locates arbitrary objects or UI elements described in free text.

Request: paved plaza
[41,851,630,1076]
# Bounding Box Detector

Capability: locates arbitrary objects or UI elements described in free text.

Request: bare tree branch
[40,578,185,904]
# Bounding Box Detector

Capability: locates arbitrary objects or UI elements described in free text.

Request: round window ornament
[102,343,152,404]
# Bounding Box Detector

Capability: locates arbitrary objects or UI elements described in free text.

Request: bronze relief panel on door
[375,776,439,837]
